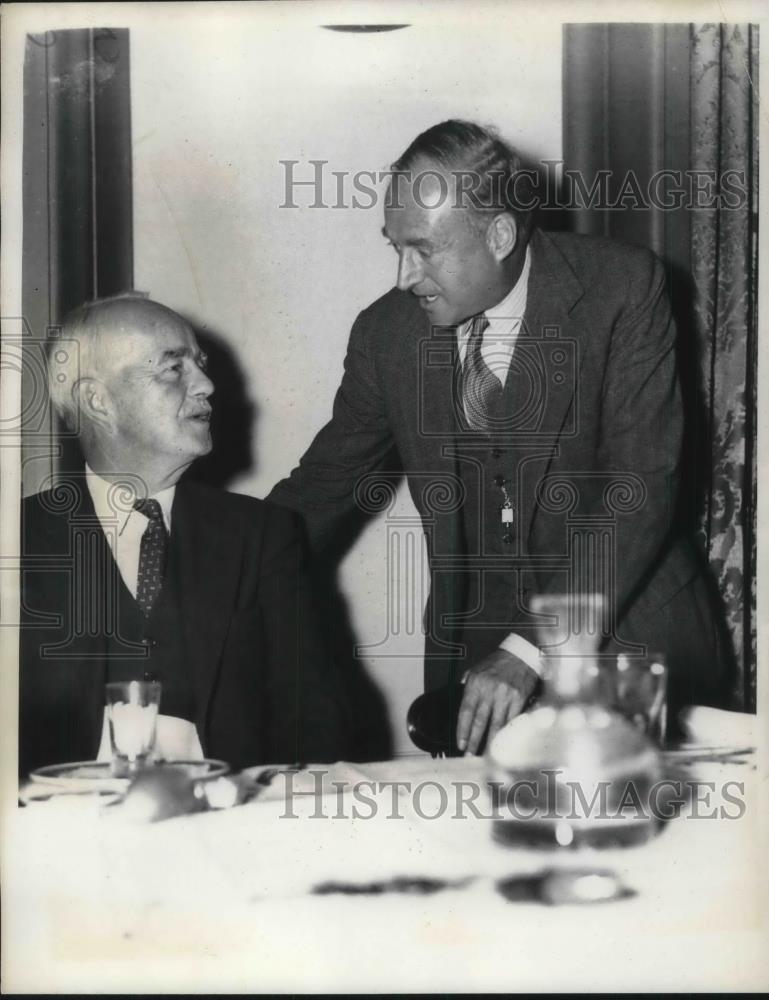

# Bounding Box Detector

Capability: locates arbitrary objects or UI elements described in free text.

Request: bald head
[49,294,190,427]
[48,292,215,491]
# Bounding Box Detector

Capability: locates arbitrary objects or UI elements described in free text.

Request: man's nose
[191,365,214,398]
[396,248,422,291]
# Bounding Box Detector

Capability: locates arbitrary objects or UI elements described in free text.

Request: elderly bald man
[19,292,348,776]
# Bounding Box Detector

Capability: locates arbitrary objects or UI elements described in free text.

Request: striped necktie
[461,314,501,431]
[134,498,168,616]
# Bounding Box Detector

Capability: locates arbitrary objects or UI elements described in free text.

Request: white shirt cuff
[498,632,543,677]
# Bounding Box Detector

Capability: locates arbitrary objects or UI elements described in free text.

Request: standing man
[20,293,347,776]
[269,120,725,754]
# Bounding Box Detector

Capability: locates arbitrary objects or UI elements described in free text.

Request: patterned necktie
[461,314,501,431]
[134,498,168,616]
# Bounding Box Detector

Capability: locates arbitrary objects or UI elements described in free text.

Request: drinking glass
[105,680,161,776]
[603,653,668,746]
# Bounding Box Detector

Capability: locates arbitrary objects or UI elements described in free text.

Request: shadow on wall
[185,322,394,760]
[185,325,258,488]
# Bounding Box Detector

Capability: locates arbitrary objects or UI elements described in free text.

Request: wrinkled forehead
[94,306,198,373]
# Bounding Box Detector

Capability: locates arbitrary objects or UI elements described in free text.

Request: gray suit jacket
[270,229,725,710]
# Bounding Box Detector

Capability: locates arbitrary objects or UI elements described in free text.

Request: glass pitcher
[485,593,662,849]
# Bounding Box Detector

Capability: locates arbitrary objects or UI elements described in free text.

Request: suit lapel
[518,229,589,544]
[417,320,462,443]
[169,484,241,735]
[404,315,465,554]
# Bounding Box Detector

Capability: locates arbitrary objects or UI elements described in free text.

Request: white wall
[131,4,562,755]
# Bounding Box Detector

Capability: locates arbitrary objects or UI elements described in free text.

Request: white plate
[29,758,229,792]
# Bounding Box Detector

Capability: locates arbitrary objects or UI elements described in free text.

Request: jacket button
[143,637,157,648]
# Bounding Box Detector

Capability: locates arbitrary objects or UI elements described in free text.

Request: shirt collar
[484,243,532,323]
[85,464,175,536]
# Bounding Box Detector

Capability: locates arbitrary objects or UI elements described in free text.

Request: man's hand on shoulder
[456,649,539,755]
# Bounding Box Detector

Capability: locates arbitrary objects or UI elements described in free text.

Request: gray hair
[47,291,176,430]
[392,119,536,242]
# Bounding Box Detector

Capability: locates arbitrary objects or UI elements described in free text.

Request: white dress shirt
[456,247,543,679]
[85,465,175,598]
[456,244,532,387]
[85,466,204,761]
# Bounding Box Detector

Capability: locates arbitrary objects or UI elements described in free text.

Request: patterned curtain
[562,23,758,710]
[689,24,758,710]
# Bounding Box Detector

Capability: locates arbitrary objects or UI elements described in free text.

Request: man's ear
[74,378,113,431]
[486,212,518,261]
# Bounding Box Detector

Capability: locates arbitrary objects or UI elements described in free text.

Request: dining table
[3,719,767,993]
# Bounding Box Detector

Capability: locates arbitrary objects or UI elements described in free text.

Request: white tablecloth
[3,753,767,992]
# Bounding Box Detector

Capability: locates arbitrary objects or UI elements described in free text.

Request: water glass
[105,680,162,776]
[603,654,668,745]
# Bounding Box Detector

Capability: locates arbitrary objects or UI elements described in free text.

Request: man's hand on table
[456,649,539,755]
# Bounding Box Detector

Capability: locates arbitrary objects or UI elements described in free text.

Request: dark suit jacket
[19,476,350,777]
[269,230,726,710]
